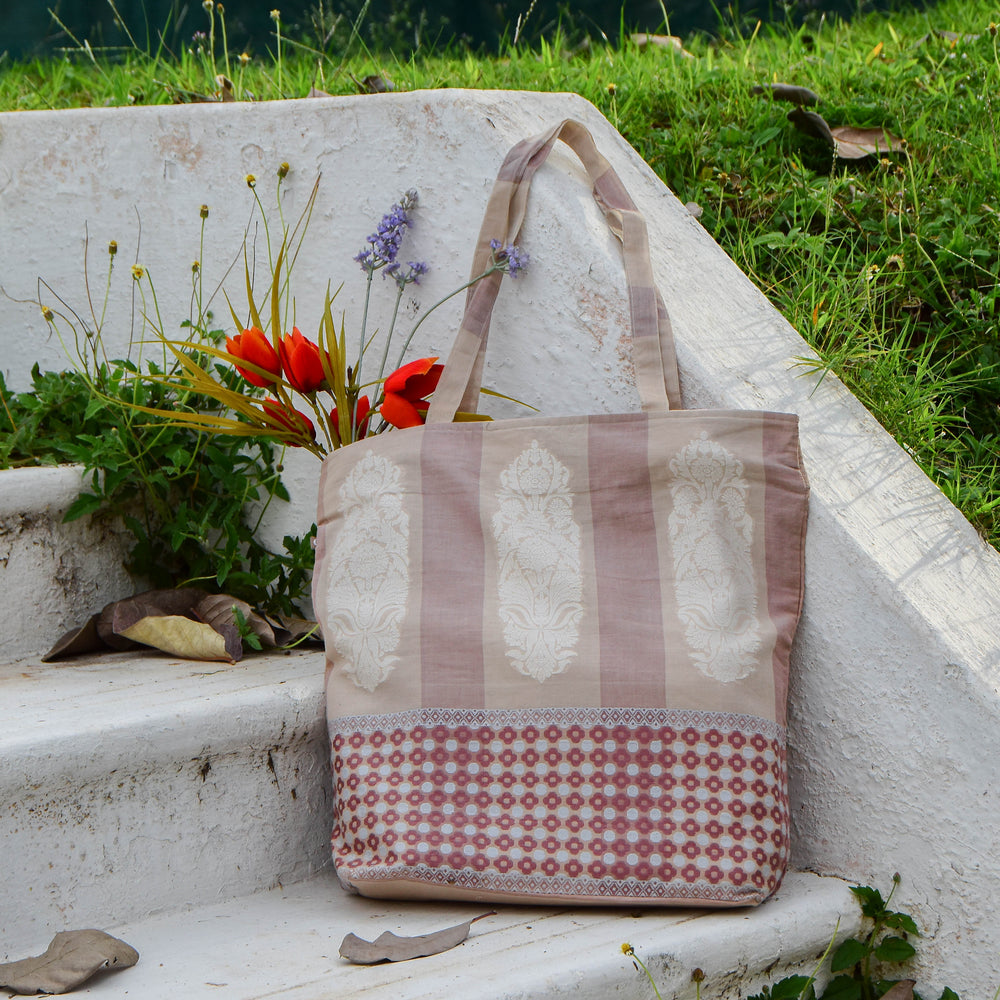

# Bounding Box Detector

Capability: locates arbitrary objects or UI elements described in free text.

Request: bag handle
[426,119,682,424]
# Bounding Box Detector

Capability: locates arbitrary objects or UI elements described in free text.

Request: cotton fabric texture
[313,120,809,907]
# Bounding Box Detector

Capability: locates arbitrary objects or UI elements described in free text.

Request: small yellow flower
[131,265,145,280]
[621,942,634,955]
[239,51,250,65]
[108,239,118,256]
[41,305,54,321]
[217,1,225,12]
[277,162,290,179]
[200,204,210,219]
[245,174,257,189]
[202,0,213,11]
[865,263,880,282]
[192,260,201,273]
[607,82,617,95]
[270,8,280,21]
[990,22,998,37]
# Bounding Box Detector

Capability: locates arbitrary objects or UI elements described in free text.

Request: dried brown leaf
[0,930,138,994]
[195,594,277,648]
[752,82,820,105]
[788,106,835,144]
[879,981,916,1000]
[339,912,494,964]
[42,614,104,662]
[353,74,394,94]
[788,107,904,158]
[830,124,906,159]
[117,614,239,662]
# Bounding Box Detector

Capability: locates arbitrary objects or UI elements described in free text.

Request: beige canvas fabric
[313,121,809,906]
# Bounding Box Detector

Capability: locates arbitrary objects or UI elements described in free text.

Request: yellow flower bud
[108,240,118,256]
[245,174,257,188]
[277,162,290,179]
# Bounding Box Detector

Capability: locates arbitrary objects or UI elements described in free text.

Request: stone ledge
[1,648,330,956]
[62,869,861,999]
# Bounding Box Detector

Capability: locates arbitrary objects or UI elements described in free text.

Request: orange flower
[330,394,372,443]
[261,398,315,445]
[278,327,326,394]
[225,327,281,387]
[380,357,443,429]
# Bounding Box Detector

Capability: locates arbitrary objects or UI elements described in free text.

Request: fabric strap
[427,119,682,423]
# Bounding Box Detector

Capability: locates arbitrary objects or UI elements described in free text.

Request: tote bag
[312,120,809,906]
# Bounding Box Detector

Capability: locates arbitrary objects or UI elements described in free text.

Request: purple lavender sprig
[355,190,419,273]
[490,238,529,278]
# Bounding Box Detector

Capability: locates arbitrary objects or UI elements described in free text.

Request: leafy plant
[747,876,955,1000]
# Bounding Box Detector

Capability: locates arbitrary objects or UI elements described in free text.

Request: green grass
[3,0,1000,545]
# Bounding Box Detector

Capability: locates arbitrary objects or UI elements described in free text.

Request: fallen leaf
[339,912,494,964]
[308,86,332,98]
[270,614,323,647]
[630,33,694,57]
[117,613,239,663]
[830,124,905,159]
[788,107,904,158]
[788,106,835,145]
[0,930,138,995]
[195,594,277,648]
[685,201,704,219]
[353,74,394,94]
[752,82,820,106]
[42,614,103,662]
[879,981,916,1000]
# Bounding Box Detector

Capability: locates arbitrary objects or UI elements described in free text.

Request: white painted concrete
[0,465,134,660]
[1,91,999,993]
[0,647,330,956]
[35,869,861,999]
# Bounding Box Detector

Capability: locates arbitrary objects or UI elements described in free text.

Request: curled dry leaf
[630,33,694,57]
[116,613,240,663]
[829,124,906,159]
[752,82,820,106]
[879,981,916,1000]
[195,593,277,648]
[788,106,904,159]
[339,912,495,965]
[0,929,138,995]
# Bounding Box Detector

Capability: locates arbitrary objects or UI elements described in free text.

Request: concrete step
[35,870,862,999]
[3,647,862,999]
[1,647,331,956]
[0,465,134,662]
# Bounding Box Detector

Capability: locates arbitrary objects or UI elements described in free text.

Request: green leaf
[831,938,868,973]
[874,937,916,964]
[62,492,104,523]
[851,885,886,918]
[938,988,962,1000]
[769,975,813,999]
[821,976,864,1000]
[883,912,919,936]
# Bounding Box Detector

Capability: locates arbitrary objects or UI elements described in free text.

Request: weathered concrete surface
[0,647,331,956]
[1,91,999,994]
[25,869,862,999]
[0,465,134,660]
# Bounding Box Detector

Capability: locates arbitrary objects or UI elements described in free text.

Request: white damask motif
[668,432,761,682]
[326,452,409,692]
[492,441,583,682]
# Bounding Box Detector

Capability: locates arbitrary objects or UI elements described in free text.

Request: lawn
[3,0,999,552]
